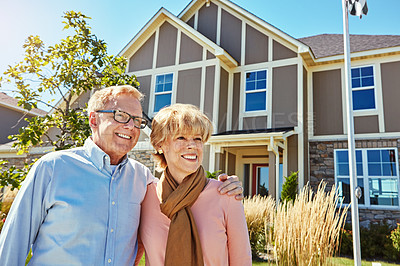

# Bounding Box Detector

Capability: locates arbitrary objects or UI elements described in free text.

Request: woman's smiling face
[160,133,204,183]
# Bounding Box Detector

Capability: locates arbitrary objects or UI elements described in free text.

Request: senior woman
[136,104,251,266]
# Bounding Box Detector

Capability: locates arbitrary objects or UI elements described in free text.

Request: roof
[0,92,47,116]
[179,0,309,54]
[119,8,238,68]
[298,34,400,59]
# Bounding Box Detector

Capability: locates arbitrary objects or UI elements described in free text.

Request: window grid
[335,148,399,208]
[154,73,173,113]
[245,70,267,112]
[351,65,376,111]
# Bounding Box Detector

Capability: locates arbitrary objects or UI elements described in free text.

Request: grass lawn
[251,257,400,265]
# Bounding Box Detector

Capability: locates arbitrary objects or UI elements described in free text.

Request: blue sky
[0,0,399,100]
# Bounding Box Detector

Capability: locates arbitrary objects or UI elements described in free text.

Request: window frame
[351,65,377,112]
[243,69,268,114]
[152,72,174,114]
[334,147,400,209]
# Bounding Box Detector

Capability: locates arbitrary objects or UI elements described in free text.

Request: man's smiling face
[90,93,142,165]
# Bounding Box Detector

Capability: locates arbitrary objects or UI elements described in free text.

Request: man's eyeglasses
[96,110,148,129]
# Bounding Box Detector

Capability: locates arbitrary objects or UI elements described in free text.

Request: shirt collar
[84,138,129,172]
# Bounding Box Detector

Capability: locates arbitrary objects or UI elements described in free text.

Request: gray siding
[272,65,298,128]
[0,106,33,144]
[198,2,218,43]
[232,73,240,130]
[176,68,202,107]
[204,66,215,119]
[156,22,177,68]
[227,152,236,175]
[313,69,343,136]
[245,24,268,65]
[179,32,203,64]
[273,40,296,61]
[137,75,152,114]
[243,116,268,130]
[128,33,155,72]
[381,61,400,132]
[220,9,242,64]
[354,116,379,134]
[287,135,298,174]
[218,68,229,133]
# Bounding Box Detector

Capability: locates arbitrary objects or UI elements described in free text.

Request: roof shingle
[298,34,400,59]
[0,92,47,116]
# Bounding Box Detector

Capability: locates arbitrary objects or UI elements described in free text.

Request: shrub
[280,171,298,203]
[391,223,400,252]
[340,221,400,263]
[274,182,348,266]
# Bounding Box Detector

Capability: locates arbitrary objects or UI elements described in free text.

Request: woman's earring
[158,149,163,154]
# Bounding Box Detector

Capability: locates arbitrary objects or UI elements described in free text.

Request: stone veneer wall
[128,149,155,174]
[309,138,400,227]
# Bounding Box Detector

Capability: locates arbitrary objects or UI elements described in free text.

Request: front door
[252,164,269,196]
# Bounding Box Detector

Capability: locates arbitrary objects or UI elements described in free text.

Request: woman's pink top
[138,179,252,266]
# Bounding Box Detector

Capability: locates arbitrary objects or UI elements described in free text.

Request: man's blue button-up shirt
[0,138,154,265]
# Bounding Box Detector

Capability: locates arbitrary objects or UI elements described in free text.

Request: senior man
[0,85,243,265]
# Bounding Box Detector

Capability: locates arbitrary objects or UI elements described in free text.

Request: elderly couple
[0,85,251,265]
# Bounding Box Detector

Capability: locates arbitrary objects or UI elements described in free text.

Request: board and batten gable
[312,69,344,136]
[381,60,400,133]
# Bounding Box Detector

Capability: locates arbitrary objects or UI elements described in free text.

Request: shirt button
[112,177,114,180]
[111,228,114,233]
[112,201,115,205]
[108,259,112,263]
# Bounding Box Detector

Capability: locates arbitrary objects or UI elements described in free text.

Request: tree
[0,11,139,189]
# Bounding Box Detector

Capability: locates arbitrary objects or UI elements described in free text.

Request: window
[351,66,375,110]
[245,70,267,112]
[154,73,173,113]
[335,148,399,208]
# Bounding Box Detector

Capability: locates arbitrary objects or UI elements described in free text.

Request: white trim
[120,8,237,68]
[226,72,233,131]
[212,62,221,134]
[243,68,268,115]
[131,58,218,77]
[200,65,206,112]
[175,29,182,65]
[241,21,246,66]
[311,46,400,65]
[179,0,309,53]
[374,62,385,133]
[334,147,400,209]
[216,5,221,46]
[309,132,400,142]
[235,57,298,72]
[268,36,273,62]
[149,72,175,117]
[194,10,198,30]
[152,28,160,69]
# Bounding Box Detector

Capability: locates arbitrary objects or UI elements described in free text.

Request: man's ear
[89,112,98,128]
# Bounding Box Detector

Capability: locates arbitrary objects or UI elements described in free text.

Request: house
[0,92,47,145]
[119,0,400,225]
[0,92,47,196]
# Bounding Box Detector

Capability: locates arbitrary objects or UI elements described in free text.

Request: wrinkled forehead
[103,94,142,113]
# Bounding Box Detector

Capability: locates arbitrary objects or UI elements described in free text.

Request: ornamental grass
[244,182,349,265]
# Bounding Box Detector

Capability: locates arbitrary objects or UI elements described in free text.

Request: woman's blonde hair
[87,85,143,114]
[150,104,213,170]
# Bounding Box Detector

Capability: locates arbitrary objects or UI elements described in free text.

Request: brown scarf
[159,166,207,266]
